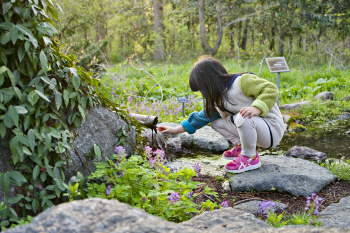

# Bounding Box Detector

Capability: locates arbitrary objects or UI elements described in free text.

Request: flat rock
[284,146,326,161]
[158,122,230,153]
[4,198,350,233]
[180,207,272,231]
[228,156,337,197]
[314,91,334,101]
[66,107,136,179]
[166,161,225,177]
[233,200,288,215]
[319,196,350,227]
[279,101,310,110]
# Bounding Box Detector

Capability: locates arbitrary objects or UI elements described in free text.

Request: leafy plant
[0,0,143,228]
[321,159,350,181]
[87,146,220,222]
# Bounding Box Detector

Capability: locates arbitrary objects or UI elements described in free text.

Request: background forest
[57,0,350,65]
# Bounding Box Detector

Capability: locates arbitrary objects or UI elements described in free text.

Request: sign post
[265,57,290,106]
[176,96,189,117]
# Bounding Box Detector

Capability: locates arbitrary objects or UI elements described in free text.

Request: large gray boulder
[319,196,350,227]
[228,156,337,197]
[66,107,136,179]
[314,91,334,101]
[284,146,326,161]
[158,122,230,153]
[180,207,271,231]
[279,101,310,110]
[4,198,350,233]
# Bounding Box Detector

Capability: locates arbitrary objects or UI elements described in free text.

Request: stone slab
[319,196,350,228]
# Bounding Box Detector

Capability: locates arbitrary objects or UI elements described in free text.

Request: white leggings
[211,113,271,158]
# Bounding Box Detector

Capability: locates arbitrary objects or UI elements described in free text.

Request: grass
[99,57,350,124]
[321,159,350,181]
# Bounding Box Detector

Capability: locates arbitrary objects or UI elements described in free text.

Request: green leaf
[7,196,22,204]
[32,199,39,213]
[7,105,19,126]
[23,147,32,155]
[73,116,81,128]
[13,87,23,101]
[34,90,51,102]
[10,25,18,44]
[78,105,85,121]
[14,106,27,114]
[28,130,35,151]
[63,90,69,107]
[2,173,10,197]
[0,122,6,138]
[17,24,38,48]
[33,165,40,181]
[40,172,47,182]
[72,75,80,90]
[94,144,102,161]
[6,69,15,86]
[42,36,52,45]
[0,31,10,44]
[39,51,48,70]
[0,66,7,75]
[55,92,62,110]
[27,91,39,105]
[18,45,25,62]
[25,203,32,210]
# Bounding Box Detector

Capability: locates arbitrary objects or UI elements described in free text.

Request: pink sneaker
[223,144,241,160]
[225,152,261,173]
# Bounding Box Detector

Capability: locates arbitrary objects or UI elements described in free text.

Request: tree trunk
[270,11,276,51]
[279,28,285,56]
[154,0,165,60]
[240,18,249,50]
[198,0,223,56]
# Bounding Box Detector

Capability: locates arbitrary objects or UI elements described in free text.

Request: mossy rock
[288,123,307,133]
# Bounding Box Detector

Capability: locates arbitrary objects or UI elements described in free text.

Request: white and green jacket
[180,73,285,148]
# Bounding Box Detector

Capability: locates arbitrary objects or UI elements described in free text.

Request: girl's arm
[239,74,279,116]
[158,109,221,135]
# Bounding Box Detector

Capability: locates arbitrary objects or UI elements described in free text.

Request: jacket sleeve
[239,74,279,116]
[180,109,221,134]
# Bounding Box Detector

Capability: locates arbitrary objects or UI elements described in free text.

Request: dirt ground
[192,175,350,217]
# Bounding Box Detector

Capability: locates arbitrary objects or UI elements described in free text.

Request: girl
[158,56,285,173]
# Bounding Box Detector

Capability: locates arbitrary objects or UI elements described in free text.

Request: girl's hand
[157,125,186,135]
[239,106,262,118]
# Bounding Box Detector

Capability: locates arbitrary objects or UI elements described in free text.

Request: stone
[288,123,307,133]
[279,101,310,110]
[319,196,350,227]
[336,113,350,121]
[66,107,136,179]
[222,180,231,191]
[284,146,326,161]
[166,161,225,177]
[341,95,350,101]
[4,198,197,233]
[4,198,350,233]
[180,207,272,231]
[228,155,337,197]
[158,122,230,153]
[314,91,334,101]
[233,200,288,215]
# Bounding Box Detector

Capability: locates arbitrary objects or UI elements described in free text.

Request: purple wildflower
[259,200,276,215]
[186,191,194,199]
[128,96,132,102]
[167,192,180,210]
[118,170,123,177]
[194,163,201,177]
[154,149,165,164]
[145,146,153,157]
[105,185,112,196]
[305,193,323,215]
[115,146,127,161]
[141,197,147,202]
[105,82,108,87]
[221,201,230,208]
[309,217,313,225]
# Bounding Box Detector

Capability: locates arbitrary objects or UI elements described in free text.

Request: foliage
[0,0,144,228]
[321,159,350,181]
[260,194,323,228]
[86,146,220,222]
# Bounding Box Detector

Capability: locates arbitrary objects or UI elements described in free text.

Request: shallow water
[175,119,350,163]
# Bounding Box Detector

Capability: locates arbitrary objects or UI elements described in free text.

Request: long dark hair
[189,56,244,118]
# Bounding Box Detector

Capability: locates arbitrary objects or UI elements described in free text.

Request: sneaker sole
[222,156,237,160]
[225,161,261,174]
